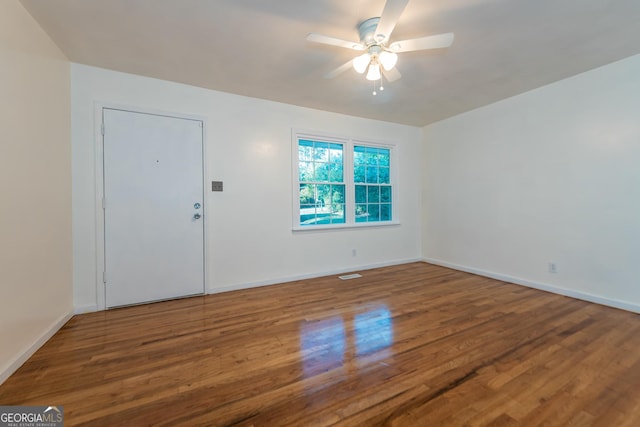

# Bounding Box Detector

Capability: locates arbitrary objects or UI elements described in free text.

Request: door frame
[93,102,208,310]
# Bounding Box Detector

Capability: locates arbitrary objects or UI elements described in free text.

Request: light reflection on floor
[300,305,393,379]
[300,316,346,376]
[354,306,393,357]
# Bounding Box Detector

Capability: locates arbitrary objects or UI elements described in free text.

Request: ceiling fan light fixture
[306,0,454,89]
[353,53,371,74]
[366,63,381,81]
[379,50,398,71]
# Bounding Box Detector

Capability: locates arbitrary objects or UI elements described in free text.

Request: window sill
[292,221,401,232]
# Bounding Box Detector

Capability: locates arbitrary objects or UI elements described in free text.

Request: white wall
[422,54,640,312]
[0,1,72,383]
[72,64,422,311]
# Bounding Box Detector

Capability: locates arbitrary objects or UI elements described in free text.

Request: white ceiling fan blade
[389,33,455,53]
[307,33,364,51]
[324,60,353,79]
[383,66,402,82]
[374,0,410,42]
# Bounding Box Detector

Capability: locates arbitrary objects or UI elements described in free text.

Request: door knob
[193,213,201,220]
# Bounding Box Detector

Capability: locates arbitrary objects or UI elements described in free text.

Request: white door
[103,108,204,308]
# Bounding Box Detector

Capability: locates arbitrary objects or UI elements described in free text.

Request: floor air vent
[338,273,362,280]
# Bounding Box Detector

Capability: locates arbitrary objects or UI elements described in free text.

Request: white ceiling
[20,0,640,126]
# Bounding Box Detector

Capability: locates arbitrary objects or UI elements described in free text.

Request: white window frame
[292,129,399,231]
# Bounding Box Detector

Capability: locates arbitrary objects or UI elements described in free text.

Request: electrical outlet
[548,262,558,274]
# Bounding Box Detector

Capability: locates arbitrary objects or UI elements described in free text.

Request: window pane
[332,216,345,224]
[315,142,329,162]
[355,185,366,204]
[333,185,345,203]
[300,183,315,206]
[354,146,366,165]
[366,167,378,183]
[380,204,392,221]
[367,204,380,221]
[365,148,378,166]
[329,144,343,163]
[354,165,366,183]
[329,163,343,182]
[316,184,330,206]
[299,161,313,182]
[314,162,329,181]
[378,149,390,166]
[330,202,345,224]
[355,204,367,222]
[380,186,391,203]
[299,140,314,161]
[311,216,330,225]
[379,167,390,184]
[367,186,379,203]
[300,184,317,226]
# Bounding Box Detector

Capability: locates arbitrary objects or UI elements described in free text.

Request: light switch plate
[211,181,223,192]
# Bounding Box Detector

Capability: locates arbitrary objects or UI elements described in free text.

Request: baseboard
[422,257,640,314]
[74,304,98,314]
[208,258,422,295]
[0,310,73,385]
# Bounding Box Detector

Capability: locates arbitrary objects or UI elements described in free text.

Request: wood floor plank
[1,262,639,426]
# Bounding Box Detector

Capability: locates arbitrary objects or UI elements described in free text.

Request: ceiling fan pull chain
[373,76,385,96]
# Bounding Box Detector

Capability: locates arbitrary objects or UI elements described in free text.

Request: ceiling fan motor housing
[358,17,382,46]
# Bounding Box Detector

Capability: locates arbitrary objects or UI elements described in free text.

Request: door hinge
[102,197,106,210]
[103,271,107,284]
[101,123,105,136]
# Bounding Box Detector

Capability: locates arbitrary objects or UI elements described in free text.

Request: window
[293,131,395,229]
[298,139,345,226]
[354,146,392,223]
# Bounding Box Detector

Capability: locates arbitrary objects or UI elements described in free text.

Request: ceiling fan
[307,0,454,93]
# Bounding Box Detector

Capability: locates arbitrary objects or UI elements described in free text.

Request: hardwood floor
[1,262,640,426]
